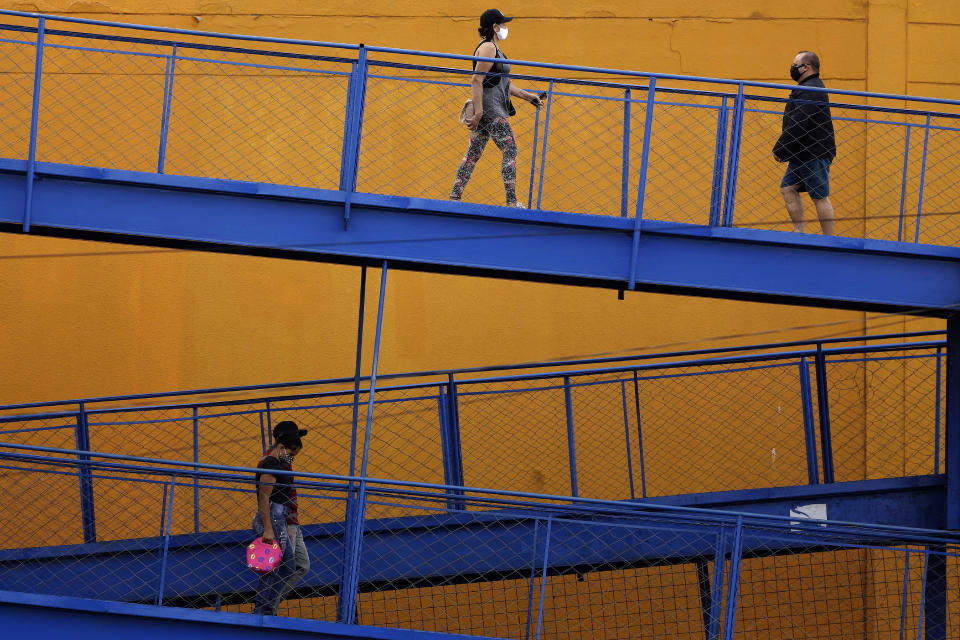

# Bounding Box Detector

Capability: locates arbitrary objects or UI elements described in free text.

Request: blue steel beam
[0,590,493,640]
[0,475,946,604]
[1,162,959,315]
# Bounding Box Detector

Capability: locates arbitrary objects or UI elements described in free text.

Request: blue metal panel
[0,589,493,640]
[1,163,960,314]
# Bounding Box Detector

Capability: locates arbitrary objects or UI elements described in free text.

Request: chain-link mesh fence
[1,450,958,639]
[4,18,960,246]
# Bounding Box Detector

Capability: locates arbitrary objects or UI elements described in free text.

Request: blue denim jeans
[252,502,294,615]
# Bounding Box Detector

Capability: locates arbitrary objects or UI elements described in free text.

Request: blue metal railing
[2,10,960,243]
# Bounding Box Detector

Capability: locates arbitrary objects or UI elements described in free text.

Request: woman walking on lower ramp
[450,9,543,207]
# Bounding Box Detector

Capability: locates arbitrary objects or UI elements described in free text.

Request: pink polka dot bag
[246,536,284,574]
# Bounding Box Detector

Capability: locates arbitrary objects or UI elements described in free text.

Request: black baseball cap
[273,420,307,439]
[480,9,513,30]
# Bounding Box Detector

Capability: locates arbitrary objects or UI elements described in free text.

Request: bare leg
[812,197,835,235]
[781,185,805,233]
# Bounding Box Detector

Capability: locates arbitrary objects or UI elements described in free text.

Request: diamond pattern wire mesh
[0,31,36,161]
[814,350,942,483]
[166,53,350,188]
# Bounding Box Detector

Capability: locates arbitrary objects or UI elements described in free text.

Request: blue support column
[709,96,729,226]
[627,76,657,290]
[923,546,946,640]
[696,559,711,637]
[632,370,648,498]
[721,517,744,640]
[707,529,727,640]
[914,115,931,243]
[23,17,45,232]
[156,44,177,174]
[721,84,745,227]
[75,402,96,543]
[934,347,943,475]
[338,260,388,625]
[619,380,636,500]
[563,376,578,498]
[799,357,820,484]
[526,93,543,209]
[814,344,835,483]
[443,373,465,508]
[156,475,176,606]
[945,315,960,530]
[535,80,554,210]
[341,46,368,228]
[620,88,632,218]
[192,406,200,534]
[897,125,912,242]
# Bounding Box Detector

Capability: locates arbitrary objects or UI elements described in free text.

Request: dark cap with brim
[273,420,307,440]
[480,9,513,30]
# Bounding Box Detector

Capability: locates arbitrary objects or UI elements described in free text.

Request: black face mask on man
[789,64,804,82]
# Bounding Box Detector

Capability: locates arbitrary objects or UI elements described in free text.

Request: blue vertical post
[192,406,200,534]
[338,264,367,623]
[156,44,177,174]
[721,517,744,640]
[620,88,632,217]
[898,552,910,640]
[945,315,960,530]
[534,516,553,640]
[923,546,946,640]
[707,529,727,640]
[444,373,465,508]
[619,380,636,499]
[563,376,578,498]
[814,344,835,483]
[339,260,388,625]
[23,18,46,233]
[914,115,931,244]
[535,80,554,210]
[934,347,942,475]
[438,377,465,508]
[799,358,820,484]
[75,402,96,543]
[721,84,746,227]
[523,519,541,640]
[897,125,912,242]
[258,408,267,454]
[264,400,273,452]
[156,475,176,606]
[526,94,543,209]
[627,76,657,291]
[709,96,730,226]
[632,370,648,498]
[341,46,369,228]
[696,559,711,637]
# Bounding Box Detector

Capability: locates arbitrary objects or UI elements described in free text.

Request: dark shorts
[781,158,832,200]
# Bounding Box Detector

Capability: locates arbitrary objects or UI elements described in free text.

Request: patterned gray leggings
[450,116,518,205]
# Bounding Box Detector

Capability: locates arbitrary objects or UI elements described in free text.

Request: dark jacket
[773,74,836,162]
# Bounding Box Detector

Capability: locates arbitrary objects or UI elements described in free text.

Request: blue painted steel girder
[1,161,959,315]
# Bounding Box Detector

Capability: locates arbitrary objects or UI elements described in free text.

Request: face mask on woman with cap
[495,25,508,40]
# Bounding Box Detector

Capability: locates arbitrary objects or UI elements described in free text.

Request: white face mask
[496,26,508,41]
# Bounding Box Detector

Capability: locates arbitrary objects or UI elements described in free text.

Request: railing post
[523,519,541,640]
[563,375,578,497]
[535,80,554,210]
[897,125,912,242]
[438,374,465,509]
[619,380,636,499]
[620,88,632,217]
[799,357,821,484]
[156,475,176,606]
[721,517,744,640]
[534,516,553,640]
[934,346,943,475]
[157,44,177,174]
[23,17,46,232]
[75,402,97,543]
[914,114,931,243]
[340,46,369,228]
[707,528,728,640]
[721,84,746,227]
[338,260,388,625]
[264,400,273,453]
[709,96,729,226]
[627,76,657,291]
[923,546,946,640]
[814,344,835,483]
[526,91,544,209]
[632,370,648,498]
[192,406,200,534]
[898,551,911,640]
[258,407,267,454]
[944,315,960,530]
